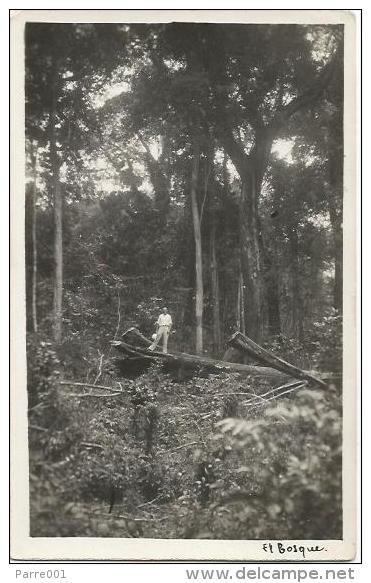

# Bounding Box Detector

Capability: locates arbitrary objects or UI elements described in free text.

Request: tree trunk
[114,330,291,384]
[207,144,222,354]
[191,137,203,354]
[206,26,336,337]
[262,254,281,337]
[288,226,304,341]
[236,260,246,335]
[227,331,326,388]
[30,141,38,333]
[50,85,63,344]
[328,196,343,312]
[138,134,170,217]
[210,217,221,353]
[183,229,196,331]
[218,130,272,342]
[236,270,241,332]
[332,225,343,312]
[258,216,281,336]
[239,168,262,342]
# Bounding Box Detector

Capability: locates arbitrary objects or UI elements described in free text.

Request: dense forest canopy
[25,22,343,353]
[25,21,344,542]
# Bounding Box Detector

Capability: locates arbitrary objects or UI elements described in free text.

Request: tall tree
[202,24,341,339]
[208,155,222,353]
[25,23,124,342]
[124,23,341,340]
[28,140,39,333]
[190,138,203,353]
[24,22,343,353]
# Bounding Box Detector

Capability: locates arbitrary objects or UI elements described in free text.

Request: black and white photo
[10,9,357,561]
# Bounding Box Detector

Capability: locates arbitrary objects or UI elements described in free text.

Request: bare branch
[59,381,122,393]
[93,351,105,385]
[137,494,164,509]
[246,382,307,413]
[112,288,121,342]
[81,442,104,449]
[66,392,123,398]
[160,441,200,455]
[29,424,47,432]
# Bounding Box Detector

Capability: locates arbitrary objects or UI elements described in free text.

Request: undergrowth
[27,324,342,539]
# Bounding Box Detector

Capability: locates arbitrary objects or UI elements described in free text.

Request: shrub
[305,310,342,373]
[211,387,342,539]
[27,335,61,409]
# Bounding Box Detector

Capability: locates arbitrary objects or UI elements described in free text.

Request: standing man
[148,307,173,353]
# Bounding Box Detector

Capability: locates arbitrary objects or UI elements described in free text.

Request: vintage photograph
[11,9,357,560]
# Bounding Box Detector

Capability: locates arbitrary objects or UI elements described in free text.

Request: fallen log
[227,331,326,388]
[111,330,290,384]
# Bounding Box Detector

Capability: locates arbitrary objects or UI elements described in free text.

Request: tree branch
[216,126,252,179]
[59,381,122,393]
[93,351,105,386]
[66,392,123,398]
[270,51,340,131]
[136,133,170,213]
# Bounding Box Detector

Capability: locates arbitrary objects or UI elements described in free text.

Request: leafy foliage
[214,388,341,539]
[28,353,342,539]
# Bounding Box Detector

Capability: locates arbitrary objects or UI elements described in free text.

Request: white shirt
[157,314,172,327]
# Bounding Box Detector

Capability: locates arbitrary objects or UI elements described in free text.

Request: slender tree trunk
[210,218,221,353]
[236,274,241,332]
[30,141,38,333]
[50,85,63,344]
[332,226,343,313]
[328,198,343,312]
[288,226,304,341]
[180,192,196,335]
[240,273,246,336]
[190,137,203,354]
[327,87,343,314]
[207,144,222,354]
[184,232,196,330]
[236,261,246,335]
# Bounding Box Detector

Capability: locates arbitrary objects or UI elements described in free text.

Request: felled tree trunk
[113,328,290,384]
[227,331,326,388]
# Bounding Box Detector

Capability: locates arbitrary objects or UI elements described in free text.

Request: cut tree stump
[226,331,326,388]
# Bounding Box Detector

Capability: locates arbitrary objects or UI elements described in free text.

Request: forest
[25,22,343,541]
